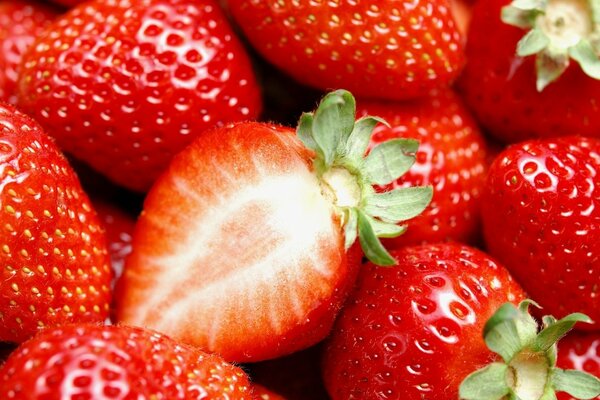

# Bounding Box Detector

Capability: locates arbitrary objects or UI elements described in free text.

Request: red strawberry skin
[115,122,362,362]
[0,0,58,105]
[16,0,262,192]
[557,333,600,400]
[0,103,112,343]
[360,90,488,248]
[458,0,600,143]
[0,324,253,399]
[226,0,464,101]
[322,243,525,400]
[482,136,600,330]
[253,384,286,400]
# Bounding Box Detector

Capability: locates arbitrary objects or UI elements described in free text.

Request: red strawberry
[0,324,253,399]
[226,0,464,101]
[16,0,262,192]
[459,0,600,143]
[0,0,58,104]
[0,103,111,343]
[253,384,286,400]
[557,333,600,400]
[322,243,525,400]
[115,90,432,362]
[450,0,472,38]
[481,136,600,329]
[359,90,488,248]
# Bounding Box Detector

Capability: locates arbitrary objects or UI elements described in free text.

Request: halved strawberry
[115,90,432,362]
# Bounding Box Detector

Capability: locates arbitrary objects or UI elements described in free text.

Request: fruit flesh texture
[115,122,362,362]
[459,0,600,143]
[557,333,600,400]
[0,103,112,343]
[482,137,600,330]
[323,243,526,400]
[0,324,253,399]
[227,0,464,100]
[359,90,488,247]
[16,0,262,192]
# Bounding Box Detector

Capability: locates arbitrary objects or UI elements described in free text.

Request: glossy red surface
[17,0,262,192]
[323,243,525,400]
[482,137,600,329]
[557,333,600,400]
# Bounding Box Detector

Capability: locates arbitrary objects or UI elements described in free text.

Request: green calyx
[459,300,600,400]
[501,0,600,90]
[296,90,432,266]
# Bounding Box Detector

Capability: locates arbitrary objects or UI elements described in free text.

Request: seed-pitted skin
[226,0,464,101]
[17,0,262,192]
[557,333,600,400]
[0,324,253,399]
[0,0,58,105]
[482,136,600,330]
[360,90,488,247]
[323,243,525,400]
[0,103,112,343]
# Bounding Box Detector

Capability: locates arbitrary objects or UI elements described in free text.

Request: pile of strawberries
[1,0,600,399]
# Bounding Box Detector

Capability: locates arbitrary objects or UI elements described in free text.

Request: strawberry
[557,333,600,400]
[359,90,488,248]
[225,0,464,101]
[459,0,600,143]
[0,324,253,399]
[322,243,525,400]
[460,302,600,400]
[481,136,600,330]
[16,0,262,192]
[0,0,58,104]
[0,102,111,343]
[253,384,286,400]
[114,90,432,362]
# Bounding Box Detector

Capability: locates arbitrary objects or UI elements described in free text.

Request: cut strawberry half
[115,90,432,362]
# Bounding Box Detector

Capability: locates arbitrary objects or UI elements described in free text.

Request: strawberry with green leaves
[115,90,432,362]
[0,324,253,399]
[459,0,600,143]
[17,0,262,192]
[226,0,464,100]
[481,136,600,329]
[0,103,111,343]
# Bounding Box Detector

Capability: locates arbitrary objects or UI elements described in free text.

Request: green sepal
[297,113,318,153]
[534,313,592,352]
[356,209,396,266]
[517,28,550,56]
[459,363,510,400]
[501,5,534,28]
[345,116,388,161]
[512,0,546,10]
[312,90,355,166]
[365,214,407,238]
[343,208,358,250]
[364,139,419,185]
[552,369,600,399]
[536,53,570,91]
[569,39,600,79]
[363,187,433,223]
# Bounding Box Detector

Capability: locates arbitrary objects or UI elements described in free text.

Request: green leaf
[344,208,358,250]
[365,215,407,238]
[345,116,387,161]
[356,209,396,266]
[536,52,570,91]
[552,369,600,399]
[569,40,600,80]
[363,187,433,223]
[534,313,592,352]
[363,139,419,185]
[483,302,538,362]
[312,90,356,166]
[501,5,534,28]
[512,0,546,10]
[297,113,318,153]
[516,28,549,56]
[459,363,510,400]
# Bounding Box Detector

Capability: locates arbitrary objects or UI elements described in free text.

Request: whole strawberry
[226,0,464,100]
[0,0,58,104]
[0,324,253,399]
[0,103,111,343]
[360,90,488,247]
[17,0,262,192]
[459,0,600,143]
[482,136,600,329]
[115,90,432,362]
[322,243,525,400]
[557,333,600,400]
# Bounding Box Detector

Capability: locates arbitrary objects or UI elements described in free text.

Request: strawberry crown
[502,0,600,90]
[296,90,432,266]
[460,300,600,400]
